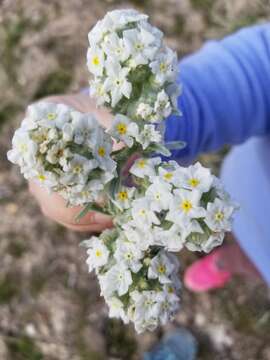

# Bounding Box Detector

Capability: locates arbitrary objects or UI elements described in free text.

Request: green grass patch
[0,275,20,304]
[104,319,137,359]
[8,241,28,258]
[6,336,43,360]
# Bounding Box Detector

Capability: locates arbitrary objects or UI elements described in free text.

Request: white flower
[184,230,225,253]
[62,182,101,205]
[136,103,153,120]
[102,32,130,62]
[29,168,58,189]
[104,61,132,107]
[148,251,175,284]
[71,111,98,146]
[167,83,181,110]
[145,177,172,212]
[212,176,233,202]
[150,47,178,85]
[123,27,159,67]
[114,238,143,273]
[134,318,159,334]
[152,224,186,252]
[131,197,160,229]
[174,162,213,193]
[46,141,70,166]
[156,165,177,184]
[87,46,105,76]
[135,125,162,149]
[106,297,129,323]
[123,225,154,251]
[89,79,110,106]
[27,102,70,129]
[130,157,161,178]
[106,9,148,29]
[114,186,135,210]
[154,90,172,119]
[203,232,225,253]
[88,19,110,46]
[100,263,133,297]
[86,237,110,272]
[109,114,138,147]
[93,131,116,172]
[7,128,37,167]
[166,189,206,225]
[158,290,180,325]
[204,198,235,232]
[62,154,97,185]
[131,290,163,333]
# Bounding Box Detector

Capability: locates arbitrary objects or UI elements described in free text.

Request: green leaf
[151,143,171,157]
[165,140,186,151]
[108,177,121,198]
[75,203,109,222]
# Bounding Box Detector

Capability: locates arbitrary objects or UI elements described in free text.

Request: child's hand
[28,93,115,232]
[29,180,113,232]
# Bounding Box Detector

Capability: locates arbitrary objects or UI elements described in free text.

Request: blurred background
[0,0,270,359]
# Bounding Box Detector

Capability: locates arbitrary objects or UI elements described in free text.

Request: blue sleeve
[165,24,270,163]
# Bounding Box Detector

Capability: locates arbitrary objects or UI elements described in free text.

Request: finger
[53,218,113,233]
[29,180,113,227]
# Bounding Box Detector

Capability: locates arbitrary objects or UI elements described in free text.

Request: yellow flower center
[139,209,146,216]
[125,253,133,260]
[97,85,105,96]
[163,172,173,181]
[135,43,144,50]
[95,250,102,258]
[159,62,167,72]
[98,147,106,157]
[73,165,82,174]
[19,143,28,153]
[92,56,100,66]
[181,200,193,213]
[138,159,146,168]
[215,211,224,221]
[116,123,127,135]
[188,178,200,188]
[81,190,90,197]
[47,112,57,120]
[38,174,46,181]
[117,191,128,201]
[158,265,166,274]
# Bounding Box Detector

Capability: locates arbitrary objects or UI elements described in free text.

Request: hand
[28,93,114,232]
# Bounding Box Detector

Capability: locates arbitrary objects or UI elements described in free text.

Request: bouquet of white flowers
[7,9,238,333]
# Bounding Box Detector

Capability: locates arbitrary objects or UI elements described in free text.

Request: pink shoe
[184,249,232,292]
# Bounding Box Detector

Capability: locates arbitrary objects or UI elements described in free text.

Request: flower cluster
[7,102,116,205]
[8,8,239,334]
[87,9,180,151]
[82,228,180,334]
[83,158,238,332]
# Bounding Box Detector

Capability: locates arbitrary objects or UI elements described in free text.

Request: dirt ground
[0,0,270,359]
